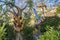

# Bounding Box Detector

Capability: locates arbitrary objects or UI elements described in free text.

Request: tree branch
[0,1,27,16]
[7,8,17,17]
[21,4,27,10]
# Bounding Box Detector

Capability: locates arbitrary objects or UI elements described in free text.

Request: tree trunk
[13,26,23,40]
[16,32,23,40]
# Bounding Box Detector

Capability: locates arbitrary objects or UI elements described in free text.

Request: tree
[0,0,27,40]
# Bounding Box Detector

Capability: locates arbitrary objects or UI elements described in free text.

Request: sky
[15,0,60,7]
[0,0,60,8]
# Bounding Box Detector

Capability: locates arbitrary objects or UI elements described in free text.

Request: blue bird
[33,8,41,24]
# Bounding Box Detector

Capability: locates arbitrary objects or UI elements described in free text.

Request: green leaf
[0,5,2,11]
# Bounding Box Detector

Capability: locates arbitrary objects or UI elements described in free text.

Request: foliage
[0,5,2,12]
[5,24,16,40]
[0,0,60,40]
[23,26,34,40]
[27,0,33,9]
[0,14,15,40]
[38,27,60,40]
[56,5,60,14]
[22,12,34,40]
[40,16,60,32]
[0,23,6,40]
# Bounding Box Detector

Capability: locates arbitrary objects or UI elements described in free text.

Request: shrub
[5,24,16,40]
[38,27,60,40]
[23,26,34,40]
[0,23,6,40]
[40,16,60,32]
